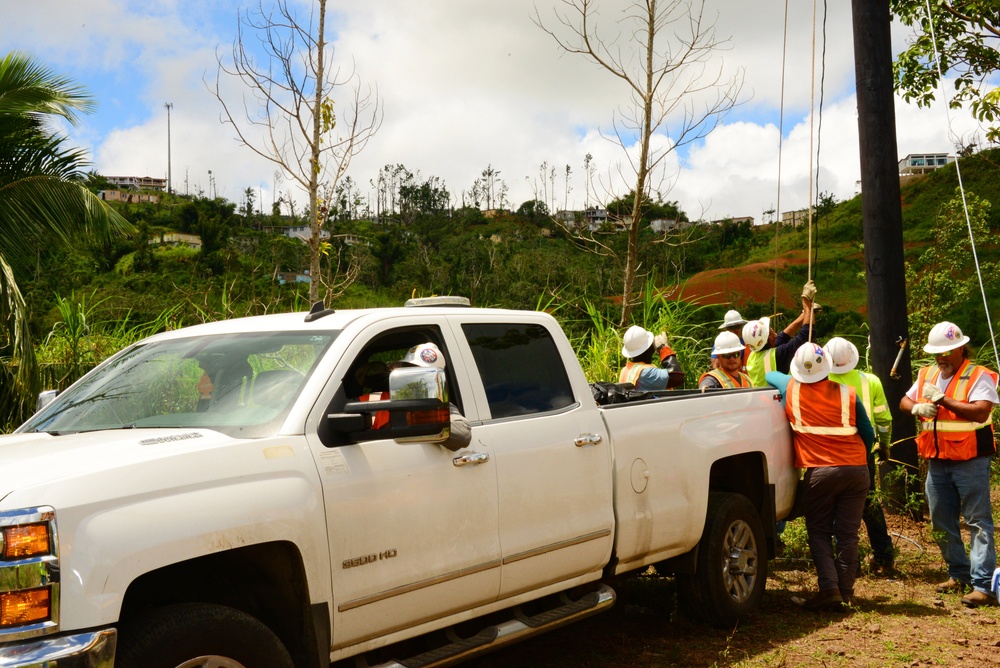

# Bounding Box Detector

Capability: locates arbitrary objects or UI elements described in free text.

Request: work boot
[839,589,855,607]
[870,559,896,578]
[961,590,999,608]
[935,578,969,594]
[794,589,843,612]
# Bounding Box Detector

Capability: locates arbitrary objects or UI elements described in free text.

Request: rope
[813,0,828,260]
[806,0,817,292]
[922,0,1000,374]
[804,0,820,343]
[773,0,790,318]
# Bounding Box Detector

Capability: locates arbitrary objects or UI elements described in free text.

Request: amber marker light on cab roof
[2,523,51,559]
[0,587,51,626]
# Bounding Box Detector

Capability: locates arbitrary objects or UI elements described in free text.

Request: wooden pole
[850,0,918,508]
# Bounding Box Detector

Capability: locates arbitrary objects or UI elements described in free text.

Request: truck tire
[116,603,294,668]
[678,492,767,627]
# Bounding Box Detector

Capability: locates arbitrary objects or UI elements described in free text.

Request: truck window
[462,323,575,419]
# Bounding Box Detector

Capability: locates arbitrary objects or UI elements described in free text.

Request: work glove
[801,280,817,302]
[875,427,891,462]
[922,382,945,404]
[653,332,669,350]
[911,403,938,419]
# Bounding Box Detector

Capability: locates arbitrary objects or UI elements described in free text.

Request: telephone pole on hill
[165,102,173,194]
[850,0,918,502]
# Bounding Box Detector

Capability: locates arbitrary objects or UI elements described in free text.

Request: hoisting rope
[773,0,791,319]
[804,0,821,343]
[922,0,1000,374]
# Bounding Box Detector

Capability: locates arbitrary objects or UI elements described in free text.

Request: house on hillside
[148,233,201,249]
[276,270,311,285]
[99,190,160,204]
[898,153,954,176]
[280,225,331,244]
[781,208,814,227]
[650,218,695,234]
[105,175,167,192]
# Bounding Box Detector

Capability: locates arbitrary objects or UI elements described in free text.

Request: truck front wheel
[117,603,294,668]
[678,492,767,627]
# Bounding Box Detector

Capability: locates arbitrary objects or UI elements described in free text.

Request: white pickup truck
[0,299,797,668]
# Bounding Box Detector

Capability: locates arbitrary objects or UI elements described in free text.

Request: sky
[4,0,989,223]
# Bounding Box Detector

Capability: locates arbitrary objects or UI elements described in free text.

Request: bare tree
[536,0,743,324]
[564,164,573,211]
[211,0,381,303]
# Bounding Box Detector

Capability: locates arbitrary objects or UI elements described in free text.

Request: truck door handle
[453,452,490,467]
[574,433,603,447]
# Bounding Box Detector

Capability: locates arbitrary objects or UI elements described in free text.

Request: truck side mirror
[36,390,59,412]
[328,367,451,444]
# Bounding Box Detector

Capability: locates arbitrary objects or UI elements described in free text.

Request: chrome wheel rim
[721,519,758,603]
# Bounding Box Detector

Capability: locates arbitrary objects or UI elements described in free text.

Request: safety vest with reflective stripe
[828,369,892,452]
[915,360,997,461]
[698,368,752,389]
[785,378,868,468]
[619,361,654,385]
[746,348,777,387]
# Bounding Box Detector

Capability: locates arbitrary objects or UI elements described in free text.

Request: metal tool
[890,337,907,380]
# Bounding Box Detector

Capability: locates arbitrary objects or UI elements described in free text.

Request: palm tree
[0,51,133,416]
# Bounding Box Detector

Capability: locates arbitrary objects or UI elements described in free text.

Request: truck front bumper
[0,629,115,668]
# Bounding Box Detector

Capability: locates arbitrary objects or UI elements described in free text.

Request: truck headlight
[1,587,51,626]
[1,522,52,559]
[0,507,58,640]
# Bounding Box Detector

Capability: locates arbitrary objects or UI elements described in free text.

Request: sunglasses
[718,352,741,359]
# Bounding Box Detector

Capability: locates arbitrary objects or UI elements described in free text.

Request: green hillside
[720,148,1000,347]
[5,148,999,428]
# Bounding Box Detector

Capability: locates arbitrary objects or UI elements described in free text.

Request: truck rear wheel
[117,603,294,668]
[678,492,767,627]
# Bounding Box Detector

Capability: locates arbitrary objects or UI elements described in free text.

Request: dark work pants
[862,451,895,565]
[802,465,870,595]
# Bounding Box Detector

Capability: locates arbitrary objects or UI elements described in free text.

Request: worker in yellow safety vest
[743,281,818,387]
[699,331,752,390]
[823,337,895,575]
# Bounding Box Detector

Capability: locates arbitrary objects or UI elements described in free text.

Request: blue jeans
[925,456,997,593]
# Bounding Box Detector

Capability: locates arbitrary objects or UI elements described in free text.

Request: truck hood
[0,428,237,505]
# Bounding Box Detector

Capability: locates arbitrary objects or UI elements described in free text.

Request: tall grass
[556,280,716,387]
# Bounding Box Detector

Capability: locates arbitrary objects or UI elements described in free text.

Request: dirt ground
[681,254,809,308]
[468,508,1000,668]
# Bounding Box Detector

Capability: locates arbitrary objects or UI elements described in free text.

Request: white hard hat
[923,321,970,354]
[713,331,745,355]
[742,317,770,352]
[823,337,859,374]
[402,342,446,369]
[621,325,654,358]
[790,342,830,383]
[719,309,748,331]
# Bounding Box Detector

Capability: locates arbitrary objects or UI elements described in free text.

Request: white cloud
[5,0,992,225]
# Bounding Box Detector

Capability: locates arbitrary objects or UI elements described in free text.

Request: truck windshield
[19,331,337,439]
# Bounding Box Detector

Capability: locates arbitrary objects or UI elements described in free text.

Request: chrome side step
[372,584,616,668]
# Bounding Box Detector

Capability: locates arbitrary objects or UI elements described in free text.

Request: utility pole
[164,102,173,194]
[850,0,918,507]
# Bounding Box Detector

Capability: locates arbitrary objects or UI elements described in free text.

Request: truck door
[307,322,501,651]
[450,318,614,599]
